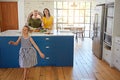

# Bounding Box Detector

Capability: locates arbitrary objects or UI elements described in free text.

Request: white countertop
[0,30,74,36]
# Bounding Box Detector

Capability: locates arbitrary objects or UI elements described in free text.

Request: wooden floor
[0,38,120,80]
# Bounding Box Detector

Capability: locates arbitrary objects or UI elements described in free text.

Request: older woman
[28,10,43,31]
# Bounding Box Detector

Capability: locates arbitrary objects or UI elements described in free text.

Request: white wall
[18,0,54,30]
[24,1,54,24]
[113,0,120,36]
[95,0,115,4]
[0,0,95,1]
[0,0,17,1]
[18,0,25,30]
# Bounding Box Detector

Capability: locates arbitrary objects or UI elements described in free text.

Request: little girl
[9,25,45,80]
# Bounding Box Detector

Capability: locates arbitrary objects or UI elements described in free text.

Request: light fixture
[71,2,77,7]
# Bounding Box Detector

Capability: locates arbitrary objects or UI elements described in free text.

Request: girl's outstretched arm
[8,36,21,46]
[30,37,45,58]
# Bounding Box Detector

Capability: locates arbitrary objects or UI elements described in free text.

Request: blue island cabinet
[0,36,74,68]
[0,37,20,68]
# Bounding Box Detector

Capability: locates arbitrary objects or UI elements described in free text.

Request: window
[54,2,94,37]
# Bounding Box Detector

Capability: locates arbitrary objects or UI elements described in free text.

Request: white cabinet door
[105,0,115,3]
[102,45,111,64]
[114,43,120,58]
[113,37,120,71]
[96,0,106,4]
[113,55,120,71]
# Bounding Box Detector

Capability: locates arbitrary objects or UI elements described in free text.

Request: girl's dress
[19,36,37,68]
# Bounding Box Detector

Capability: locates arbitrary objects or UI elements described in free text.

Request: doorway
[0,2,18,32]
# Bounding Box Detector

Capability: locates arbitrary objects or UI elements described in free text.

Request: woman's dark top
[28,18,42,28]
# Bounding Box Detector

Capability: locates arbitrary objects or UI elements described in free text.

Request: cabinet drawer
[114,55,120,64]
[43,37,52,42]
[115,37,120,44]
[113,56,120,71]
[103,52,111,64]
[114,44,120,57]
[105,53,111,64]
[44,37,50,40]
[114,61,120,71]
[33,36,53,42]
[103,47,111,64]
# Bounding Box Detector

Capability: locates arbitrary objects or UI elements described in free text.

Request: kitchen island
[0,30,74,68]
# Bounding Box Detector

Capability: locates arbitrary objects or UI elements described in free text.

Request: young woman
[42,8,54,30]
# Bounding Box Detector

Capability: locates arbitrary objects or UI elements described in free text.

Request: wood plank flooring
[0,38,120,80]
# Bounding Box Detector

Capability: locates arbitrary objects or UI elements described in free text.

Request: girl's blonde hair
[24,25,30,31]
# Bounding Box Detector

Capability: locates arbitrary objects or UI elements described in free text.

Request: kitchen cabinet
[112,0,120,69]
[52,37,73,66]
[0,36,74,68]
[102,3,114,66]
[113,37,120,71]
[0,37,20,68]
[34,36,57,66]
[102,45,111,64]
[95,0,120,69]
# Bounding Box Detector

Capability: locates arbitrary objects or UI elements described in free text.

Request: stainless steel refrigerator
[92,4,106,59]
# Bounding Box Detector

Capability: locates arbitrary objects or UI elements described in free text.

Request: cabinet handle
[117,40,120,42]
[116,49,119,51]
[45,38,49,40]
[46,46,50,48]
[46,57,50,59]
[116,60,118,63]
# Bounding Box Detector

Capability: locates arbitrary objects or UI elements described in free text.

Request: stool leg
[76,33,78,42]
[82,32,83,38]
[82,32,84,40]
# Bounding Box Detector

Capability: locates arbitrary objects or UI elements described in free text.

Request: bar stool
[74,27,84,41]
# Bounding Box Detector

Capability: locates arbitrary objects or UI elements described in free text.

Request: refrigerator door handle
[93,13,98,38]
[92,36,94,40]
[95,27,98,37]
[93,23,95,30]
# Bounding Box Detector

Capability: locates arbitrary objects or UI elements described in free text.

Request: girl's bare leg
[23,68,27,80]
